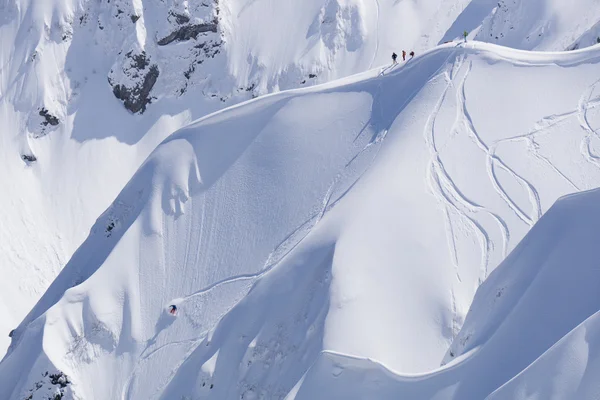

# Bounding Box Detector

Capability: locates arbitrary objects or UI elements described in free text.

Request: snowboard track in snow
[422,47,600,344]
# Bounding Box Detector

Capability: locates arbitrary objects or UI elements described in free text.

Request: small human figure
[409,51,415,58]
[402,50,406,61]
[392,52,398,63]
[169,305,177,315]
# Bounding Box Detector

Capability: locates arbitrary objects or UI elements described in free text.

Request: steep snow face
[0,0,480,357]
[4,42,600,399]
[1,0,599,358]
[291,187,600,400]
[474,0,600,50]
[0,0,227,357]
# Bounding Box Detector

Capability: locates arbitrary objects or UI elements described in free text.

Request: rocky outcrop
[39,107,59,126]
[157,21,218,46]
[108,51,160,114]
[21,154,37,163]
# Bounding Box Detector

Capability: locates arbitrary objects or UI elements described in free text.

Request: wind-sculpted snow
[2,0,600,359]
[292,187,600,399]
[4,41,600,399]
[0,0,477,356]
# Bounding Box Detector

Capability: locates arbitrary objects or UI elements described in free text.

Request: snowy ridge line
[314,347,478,380]
[153,41,600,154]
[9,28,600,399]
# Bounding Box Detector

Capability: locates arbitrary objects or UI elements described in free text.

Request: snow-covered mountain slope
[473,0,600,51]
[4,40,600,399]
[2,0,600,359]
[0,0,486,357]
[291,187,600,400]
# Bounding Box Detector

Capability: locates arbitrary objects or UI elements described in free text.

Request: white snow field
[2,0,600,359]
[0,0,498,357]
[291,187,600,400]
[473,0,600,51]
[4,40,600,399]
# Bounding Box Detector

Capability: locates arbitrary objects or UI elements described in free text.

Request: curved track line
[578,78,600,170]
[368,0,381,70]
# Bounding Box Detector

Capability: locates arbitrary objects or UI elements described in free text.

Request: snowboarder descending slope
[392,52,398,64]
[169,305,177,315]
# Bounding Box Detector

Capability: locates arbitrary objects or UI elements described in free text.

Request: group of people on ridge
[392,50,414,64]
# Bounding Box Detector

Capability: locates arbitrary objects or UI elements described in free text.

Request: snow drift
[4,40,600,399]
[291,187,600,400]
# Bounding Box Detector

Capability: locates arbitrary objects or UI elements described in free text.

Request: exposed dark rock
[130,14,140,23]
[49,372,71,388]
[158,21,218,46]
[127,50,150,70]
[24,370,71,400]
[169,11,190,25]
[21,154,37,163]
[39,107,59,126]
[309,73,317,79]
[111,65,159,113]
[109,51,160,114]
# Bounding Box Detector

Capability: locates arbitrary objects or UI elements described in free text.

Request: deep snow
[291,187,600,400]
[4,40,600,399]
[3,0,600,359]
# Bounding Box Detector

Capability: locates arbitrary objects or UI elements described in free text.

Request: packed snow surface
[3,0,600,358]
[4,39,600,399]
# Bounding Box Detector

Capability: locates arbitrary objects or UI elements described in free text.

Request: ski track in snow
[578,79,600,170]
[427,55,600,288]
[56,46,600,399]
[368,0,381,70]
[121,69,403,399]
[425,57,497,291]
[421,53,596,340]
[425,56,483,341]
[420,51,600,345]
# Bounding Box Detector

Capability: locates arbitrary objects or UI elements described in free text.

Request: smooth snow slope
[4,41,600,399]
[2,0,600,358]
[291,187,600,400]
[0,0,477,357]
[473,0,600,51]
